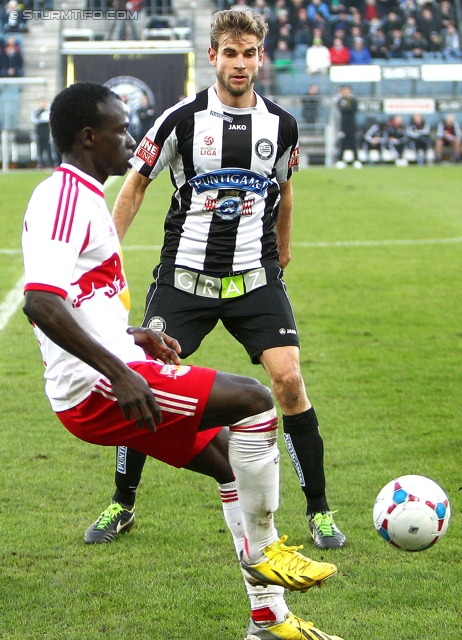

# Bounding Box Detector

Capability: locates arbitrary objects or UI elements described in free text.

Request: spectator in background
[402,15,420,54]
[335,84,362,167]
[364,0,380,22]
[349,37,372,63]
[386,27,406,57]
[399,0,417,21]
[301,83,321,124]
[435,114,461,163]
[136,94,156,145]
[307,0,330,23]
[272,38,295,71]
[1,34,23,76]
[442,22,461,60]
[363,119,388,162]
[381,11,402,36]
[404,28,428,59]
[376,0,401,19]
[407,113,433,164]
[2,0,26,35]
[329,35,350,64]
[306,36,331,73]
[440,0,457,29]
[417,5,442,56]
[292,6,312,59]
[345,25,365,48]
[31,98,53,169]
[330,10,352,37]
[367,27,389,57]
[385,115,409,165]
[310,11,331,43]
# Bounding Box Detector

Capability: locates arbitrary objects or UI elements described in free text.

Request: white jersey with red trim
[22,164,146,411]
[130,86,300,275]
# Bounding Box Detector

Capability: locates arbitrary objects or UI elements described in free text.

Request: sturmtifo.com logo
[22,9,138,19]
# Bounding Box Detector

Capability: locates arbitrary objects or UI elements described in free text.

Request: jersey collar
[56,164,105,198]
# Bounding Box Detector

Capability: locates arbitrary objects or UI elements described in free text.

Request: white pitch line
[1,236,461,330]
[294,237,462,248]
[0,275,24,331]
[121,237,462,251]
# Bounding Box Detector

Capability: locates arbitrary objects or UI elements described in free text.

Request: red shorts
[57,361,220,468]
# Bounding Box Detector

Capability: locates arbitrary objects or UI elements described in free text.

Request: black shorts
[142,265,300,364]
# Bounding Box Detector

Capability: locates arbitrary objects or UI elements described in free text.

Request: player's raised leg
[200,372,337,592]
[186,430,344,640]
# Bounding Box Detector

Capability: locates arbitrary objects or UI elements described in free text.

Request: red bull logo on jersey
[135,136,160,167]
[159,364,191,378]
[71,252,127,308]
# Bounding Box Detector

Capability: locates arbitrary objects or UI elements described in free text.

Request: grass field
[1,166,461,639]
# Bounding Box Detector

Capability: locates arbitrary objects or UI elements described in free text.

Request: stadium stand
[1,0,461,169]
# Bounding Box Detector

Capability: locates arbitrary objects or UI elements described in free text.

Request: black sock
[283,407,329,516]
[112,446,147,508]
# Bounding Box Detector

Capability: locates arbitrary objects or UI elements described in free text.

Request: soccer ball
[373,475,451,551]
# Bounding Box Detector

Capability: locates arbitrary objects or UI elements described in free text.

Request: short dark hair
[50,82,121,154]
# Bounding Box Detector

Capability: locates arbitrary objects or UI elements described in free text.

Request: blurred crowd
[332,83,461,166]
[217,0,461,69]
[0,0,29,77]
[361,112,461,163]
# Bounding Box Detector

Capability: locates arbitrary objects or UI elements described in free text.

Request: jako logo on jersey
[228,124,246,130]
[204,136,214,145]
[135,137,160,167]
[71,252,127,308]
[189,169,272,197]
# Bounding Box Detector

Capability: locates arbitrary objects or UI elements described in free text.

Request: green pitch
[1,166,461,639]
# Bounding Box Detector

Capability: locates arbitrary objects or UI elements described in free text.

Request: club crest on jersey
[136,137,160,166]
[255,138,274,160]
[159,364,191,378]
[204,194,254,220]
[147,316,166,332]
[189,169,271,197]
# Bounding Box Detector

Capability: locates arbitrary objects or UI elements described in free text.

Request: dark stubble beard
[216,69,258,97]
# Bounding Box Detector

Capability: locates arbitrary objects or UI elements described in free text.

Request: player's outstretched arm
[127,327,181,364]
[23,291,161,431]
[112,168,152,241]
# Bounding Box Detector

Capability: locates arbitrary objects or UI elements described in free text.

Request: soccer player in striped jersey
[88,8,346,559]
[22,81,344,640]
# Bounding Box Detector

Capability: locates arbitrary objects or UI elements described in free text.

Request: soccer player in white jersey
[88,8,346,559]
[22,81,345,640]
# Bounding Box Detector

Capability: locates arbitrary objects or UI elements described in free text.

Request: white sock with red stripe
[218,481,288,626]
[228,408,280,564]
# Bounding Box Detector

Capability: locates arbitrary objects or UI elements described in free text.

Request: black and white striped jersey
[130,86,300,275]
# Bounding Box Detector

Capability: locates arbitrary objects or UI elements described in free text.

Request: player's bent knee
[204,372,274,426]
